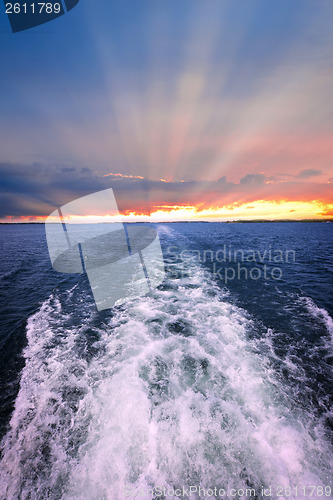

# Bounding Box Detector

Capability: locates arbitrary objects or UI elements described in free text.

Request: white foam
[0,265,332,500]
[301,296,333,342]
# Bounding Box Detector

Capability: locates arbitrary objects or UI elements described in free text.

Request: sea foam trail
[301,296,333,343]
[0,261,332,500]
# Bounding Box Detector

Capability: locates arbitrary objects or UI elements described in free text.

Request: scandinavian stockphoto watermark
[45,189,296,310]
[165,245,296,283]
[45,188,165,311]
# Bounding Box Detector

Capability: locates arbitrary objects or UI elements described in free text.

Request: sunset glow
[3,200,332,224]
[0,1,332,222]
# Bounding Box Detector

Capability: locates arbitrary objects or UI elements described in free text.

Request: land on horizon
[1,219,332,224]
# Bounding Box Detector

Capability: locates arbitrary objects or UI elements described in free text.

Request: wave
[0,260,332,499]
[301,296,333,343]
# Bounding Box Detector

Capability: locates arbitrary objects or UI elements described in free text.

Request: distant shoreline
[0,220,332,225]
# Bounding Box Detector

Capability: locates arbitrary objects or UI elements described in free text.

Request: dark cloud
[239,174,266,185]
[0,163,332,218]
[61,167,76,173]
[0,162,105,216]
[297,169,322,179]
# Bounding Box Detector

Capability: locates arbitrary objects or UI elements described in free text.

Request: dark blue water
[0,223,332,499]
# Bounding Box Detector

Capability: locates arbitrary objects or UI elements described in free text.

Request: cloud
[239,174,266,185]
[0,162,105,216]
[1,162,332,218]
[103,172,144,179]
[1,1,333,186]
[297,169,322,179]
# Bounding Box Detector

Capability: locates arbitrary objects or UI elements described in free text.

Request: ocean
[0,222,332,499]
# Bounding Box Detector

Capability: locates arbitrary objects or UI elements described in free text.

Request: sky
[0,0,332,221]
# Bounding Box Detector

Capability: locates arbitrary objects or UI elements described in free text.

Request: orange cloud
[1,163,332,222]
[3,200,332,223]
[103,173,144,179]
